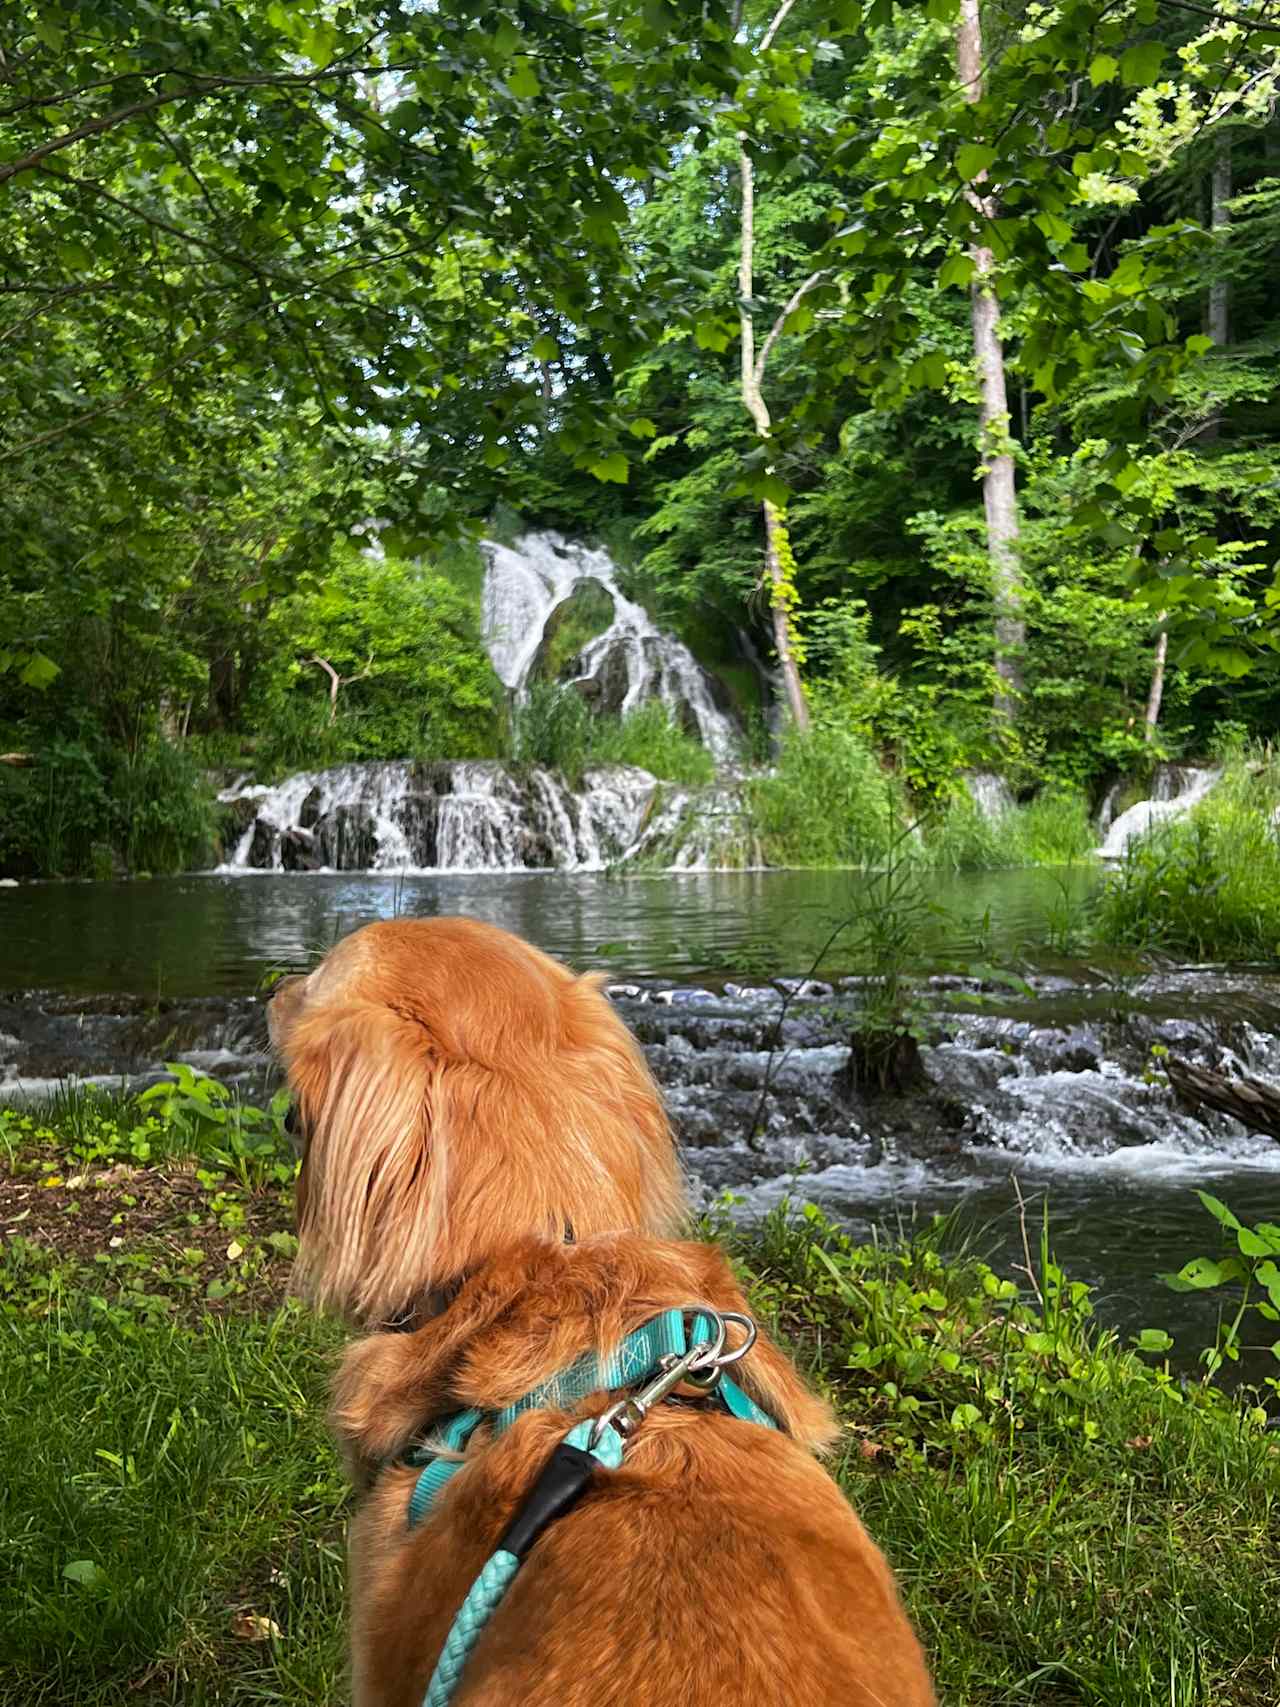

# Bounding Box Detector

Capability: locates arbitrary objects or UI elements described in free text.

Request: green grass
[749,721,904,866]
[512,685,715,786]
[3,1093,1277,1704]
[1094,758,1280,960]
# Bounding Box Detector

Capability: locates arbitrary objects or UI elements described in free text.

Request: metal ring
[712,1311,757,1367]
[682,1305,727,1371]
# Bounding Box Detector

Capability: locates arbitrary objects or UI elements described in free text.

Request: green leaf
[938,253,975,290]
[1163,1256,1228,1291]
[1133,1328,1173,1353]
[491,18,521,59]
[1239,1227,1280,1257]
[627,417,658,439]
[693,319,732,353]
[1089,53,1119,86]
[506,58,541,100]
[530,334,560,362]
[19,651,60,690]
[1120,41,1165,86]
[588,451,629,484]
[949,1402,982,1431]
[63,1560,104,1587]
[1033,211,1072,244]
[955,143,997,181]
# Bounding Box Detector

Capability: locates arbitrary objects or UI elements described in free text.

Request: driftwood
[0,752,33,767]
[1166,1056,1280,1142]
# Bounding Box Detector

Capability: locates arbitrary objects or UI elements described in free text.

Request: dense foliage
[4,0,1280,873]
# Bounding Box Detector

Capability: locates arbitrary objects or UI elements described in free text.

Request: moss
[530,581,617,683]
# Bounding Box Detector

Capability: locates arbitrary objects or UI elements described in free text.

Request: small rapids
[7,970,1280,1190]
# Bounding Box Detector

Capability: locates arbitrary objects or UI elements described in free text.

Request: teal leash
[421,1420,623,1707]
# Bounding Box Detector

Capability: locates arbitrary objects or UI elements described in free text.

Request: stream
[5,868,1280,1367]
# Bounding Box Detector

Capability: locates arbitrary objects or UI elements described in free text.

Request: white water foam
[1096,764,1221,859]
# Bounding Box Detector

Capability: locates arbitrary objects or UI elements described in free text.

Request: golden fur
[270,917,935,1707]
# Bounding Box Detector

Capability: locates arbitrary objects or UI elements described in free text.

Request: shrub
[749,721,904,867]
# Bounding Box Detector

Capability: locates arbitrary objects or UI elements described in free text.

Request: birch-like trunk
[1208,134,1232,352]
[736,0,809,732]
[1147,136,1232,741]
[739,144,809,731]
[957,0,1024,725]
[1143,624,1168,743]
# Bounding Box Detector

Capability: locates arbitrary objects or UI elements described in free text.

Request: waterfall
[481,531,740,763]
[1096,764,1222,859]
[218,761,661,873]
[963,771,1015,820]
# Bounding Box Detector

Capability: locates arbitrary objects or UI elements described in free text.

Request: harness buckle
[587,1307,759,1450]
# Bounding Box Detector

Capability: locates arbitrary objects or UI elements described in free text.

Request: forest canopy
[4,0,1280,870]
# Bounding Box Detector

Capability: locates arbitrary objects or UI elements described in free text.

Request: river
[4,867,1280,1370]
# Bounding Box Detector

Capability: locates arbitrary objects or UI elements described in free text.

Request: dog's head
[268,917,685,1323]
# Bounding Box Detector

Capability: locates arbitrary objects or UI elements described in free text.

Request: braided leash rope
[421,1420,624,1707]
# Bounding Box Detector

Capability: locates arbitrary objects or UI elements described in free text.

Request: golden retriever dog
[269,917,934,1707]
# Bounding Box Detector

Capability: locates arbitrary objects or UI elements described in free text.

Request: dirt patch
[0,1153,297,1315]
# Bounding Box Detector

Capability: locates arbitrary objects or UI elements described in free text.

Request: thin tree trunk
[957,0,1024,725]
[1144,621,1168,743]
[737,0,809,733]
[1208,134,1232,352]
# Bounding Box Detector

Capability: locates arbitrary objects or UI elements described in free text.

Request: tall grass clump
[512,685,715,786]
[0,737,216,878]
[749,721,903,866]
[925,786,1095,871]
[1014,786,1095,863]
[1094,757,1280,960]
[590,701,715,784]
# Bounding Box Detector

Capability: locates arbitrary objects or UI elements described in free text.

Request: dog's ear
[283,1001,460,1323]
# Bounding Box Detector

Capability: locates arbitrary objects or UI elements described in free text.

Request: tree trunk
[1144,620,1168,743]
[957,0,1024,725]
[1199,133,1232,451]
[737,1,810,733]
[1208,133,1232,352]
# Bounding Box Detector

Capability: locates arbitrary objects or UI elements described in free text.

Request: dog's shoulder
[330,1233,839,1476]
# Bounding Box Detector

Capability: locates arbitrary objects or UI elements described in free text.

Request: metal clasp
[588,1307,758,1450]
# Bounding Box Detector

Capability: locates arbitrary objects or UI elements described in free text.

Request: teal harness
[404,1306,777,1707]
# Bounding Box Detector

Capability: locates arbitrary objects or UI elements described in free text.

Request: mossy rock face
[530,580,615,683]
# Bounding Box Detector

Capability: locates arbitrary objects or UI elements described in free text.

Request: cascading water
[215,531,750,874]
[481,531,740,763]
[963,771,1016,820]
[218,761,662,874]
[1096,763,1221,859]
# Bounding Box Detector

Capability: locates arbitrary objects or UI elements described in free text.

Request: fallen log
[1166,1055,1280,1142]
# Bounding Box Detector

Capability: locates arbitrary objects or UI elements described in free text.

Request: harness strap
[406,1308,776,1531]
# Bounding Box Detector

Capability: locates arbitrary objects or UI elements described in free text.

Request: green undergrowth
[1094,755,1280,960]
[2,1090,1277,1704]
[512,684,714,786]
[723,1203,1280,1707]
